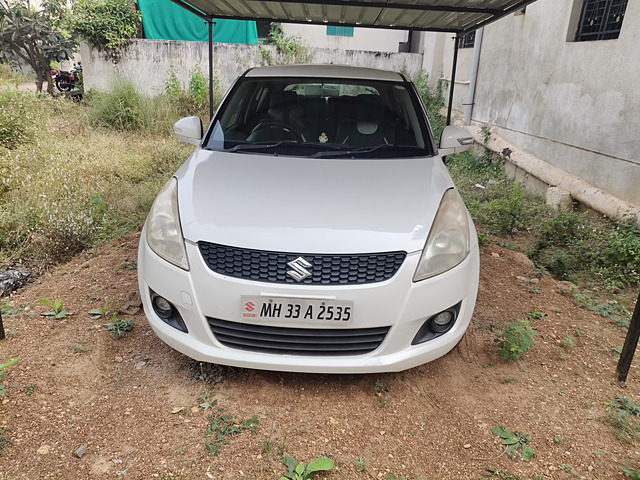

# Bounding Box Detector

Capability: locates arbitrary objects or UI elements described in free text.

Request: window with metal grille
[327,26,354,37]
[575,0,628,41]
[458,31,475,49]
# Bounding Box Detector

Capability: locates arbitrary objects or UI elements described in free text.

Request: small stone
[511,251,535,270]
[37,445,51,455]
[2,399,9,405]
[491,252,500,258]
[463,444,471,449]
[74,445,88,458]
[134,361,146,370]
[115,356,123,363]
[190,406,199,414]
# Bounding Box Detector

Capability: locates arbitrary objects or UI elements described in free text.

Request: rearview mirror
[439,125,473,156]
[174,116,203,146]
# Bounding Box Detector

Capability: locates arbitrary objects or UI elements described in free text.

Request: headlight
[146,177,189,270]
[413,188,470,281]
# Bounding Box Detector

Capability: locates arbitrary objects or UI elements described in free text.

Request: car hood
[176,149,454,254]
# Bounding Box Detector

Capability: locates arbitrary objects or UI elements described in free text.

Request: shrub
[414,70,445,142]
[67,0,142,58]
[87,79,148,131]
[0,90,39,149]
[260,23,312,65]
[495,318,538,361]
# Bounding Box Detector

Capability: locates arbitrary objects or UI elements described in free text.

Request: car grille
[208,318,389,356]
[198,242,406,285]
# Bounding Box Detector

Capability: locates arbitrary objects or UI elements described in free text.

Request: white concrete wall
[281,24,408,53]
[469,0,640,206]
[81,39,424,97]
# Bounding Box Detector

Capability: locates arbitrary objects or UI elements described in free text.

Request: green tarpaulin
[138,0,258,44]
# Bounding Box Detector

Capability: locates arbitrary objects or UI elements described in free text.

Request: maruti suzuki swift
[138,65,479,373]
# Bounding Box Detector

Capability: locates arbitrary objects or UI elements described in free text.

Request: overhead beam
[169,0,212,21]
[162,8,481,33]
[459,0,538,33]
[243,0,503,16]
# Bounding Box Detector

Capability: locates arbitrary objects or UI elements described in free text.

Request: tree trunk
[45,68,54,95]
[0,310,5,341]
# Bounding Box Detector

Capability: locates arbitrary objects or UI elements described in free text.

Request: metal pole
[464,28,483,125]
[446,34,460,126]
[617,291,640,382]
[208,20,214,120]
[0,310,5,341]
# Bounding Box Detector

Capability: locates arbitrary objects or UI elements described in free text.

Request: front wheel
[55,79,73,92]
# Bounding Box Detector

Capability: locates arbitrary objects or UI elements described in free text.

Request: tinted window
[204,77,434,158]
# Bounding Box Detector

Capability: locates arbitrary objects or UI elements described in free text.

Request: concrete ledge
[466,125,640,226]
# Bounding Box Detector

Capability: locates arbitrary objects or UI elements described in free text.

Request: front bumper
[138,231,479,373]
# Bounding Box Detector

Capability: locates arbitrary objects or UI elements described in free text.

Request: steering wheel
[248,120,302,142]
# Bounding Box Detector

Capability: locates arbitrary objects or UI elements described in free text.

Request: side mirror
[174,116,203,146]
[439,125,473,156]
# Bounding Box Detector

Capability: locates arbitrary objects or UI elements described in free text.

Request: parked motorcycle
[52,62,82,92]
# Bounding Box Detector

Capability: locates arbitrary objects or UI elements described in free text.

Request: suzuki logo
[244,301,255,312]
[286,257,312,282]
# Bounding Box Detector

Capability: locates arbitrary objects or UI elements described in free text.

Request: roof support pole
[617,291,640,382]
[208,20,214,120]
[446,34,460,126]
[464,27,483,125]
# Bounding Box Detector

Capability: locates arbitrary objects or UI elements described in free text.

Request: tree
[0,0,76,95]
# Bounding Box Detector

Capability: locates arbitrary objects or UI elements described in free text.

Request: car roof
[244,64,406,82]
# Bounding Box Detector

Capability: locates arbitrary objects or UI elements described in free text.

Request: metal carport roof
[170,0,539,121]
[169,0,538,34]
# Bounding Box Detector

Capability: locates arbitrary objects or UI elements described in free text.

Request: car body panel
[177,150,454,254]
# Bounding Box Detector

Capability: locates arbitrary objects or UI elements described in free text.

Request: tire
[55,79,73,92]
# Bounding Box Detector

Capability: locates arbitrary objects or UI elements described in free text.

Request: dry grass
[0,86,193,269]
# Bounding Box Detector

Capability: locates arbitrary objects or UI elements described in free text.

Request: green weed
[102,312,133,339]
[280,456,335,480]
[0,357,19,397]
[574,291,631,327]
[205,403,258,456]
[353,455,370,473]
[606,396,640,443]
[491,426,535,462]
[559,464,580,477]
[561,335,576,351]
[39,298,73,319]
[495,318,538,361]
[620,465,640,479]
[88,300,109,319]
[0,304,19,316]
[0,427,10,454]
[480,469,522,480]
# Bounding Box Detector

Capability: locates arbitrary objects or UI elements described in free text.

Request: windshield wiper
[225,141,347,154]
[311,144,429,158]
[226,140,301,153]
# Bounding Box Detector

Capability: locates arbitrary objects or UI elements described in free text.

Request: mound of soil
[0,232,638,479]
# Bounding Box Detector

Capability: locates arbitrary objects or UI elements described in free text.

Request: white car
[138,65,479,373]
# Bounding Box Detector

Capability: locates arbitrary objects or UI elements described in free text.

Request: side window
[458,31,476,49]
[571,0,628,41]
[327,26,354,37]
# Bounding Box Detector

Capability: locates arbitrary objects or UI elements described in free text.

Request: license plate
[241,296,353,323]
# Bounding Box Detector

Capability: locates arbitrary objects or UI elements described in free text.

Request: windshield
[203,76,435,158]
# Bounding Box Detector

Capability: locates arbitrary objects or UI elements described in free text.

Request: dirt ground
[0,231,639,480]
